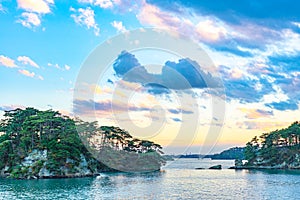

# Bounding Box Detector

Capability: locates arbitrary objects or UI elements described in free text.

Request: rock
[209,165,222,169]
[1,166,9,176]
[38,166,53,177]
[22,149,47,167]
[195,167,205,170]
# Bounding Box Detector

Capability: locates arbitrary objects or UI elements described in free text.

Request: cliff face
[0,149,103,179]
[247,153,300,169]
[240,122,300,170]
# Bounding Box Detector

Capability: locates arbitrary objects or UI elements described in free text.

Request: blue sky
[1,0,300,153]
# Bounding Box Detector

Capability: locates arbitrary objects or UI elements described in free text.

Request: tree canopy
[0,107,165,178]
[244,121,300,167]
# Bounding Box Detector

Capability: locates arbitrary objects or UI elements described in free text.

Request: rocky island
[233,121,300,170]
[0,108,165,179]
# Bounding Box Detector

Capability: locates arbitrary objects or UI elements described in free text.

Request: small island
[0,108,165,179]
[233,121,300,169]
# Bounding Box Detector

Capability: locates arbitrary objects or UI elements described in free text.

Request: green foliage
[207,147,245,160]
[244,121,300,167]
[0,107,165,177]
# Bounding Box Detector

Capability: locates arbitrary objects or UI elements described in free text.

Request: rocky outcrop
[231,154,300,170]
[1,149,101,179]
[208,165,222,169]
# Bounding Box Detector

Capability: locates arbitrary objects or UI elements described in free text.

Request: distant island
[163,147,245,160]
[0,108,165,179]
[233,121,300,169]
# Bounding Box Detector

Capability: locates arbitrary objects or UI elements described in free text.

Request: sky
[1,0,300,154]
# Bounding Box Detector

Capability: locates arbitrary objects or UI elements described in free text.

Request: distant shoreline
[229,166,300,170]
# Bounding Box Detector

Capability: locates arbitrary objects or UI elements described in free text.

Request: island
[163,147,245,160]
[0,107,165,179]
[233,121,300,169]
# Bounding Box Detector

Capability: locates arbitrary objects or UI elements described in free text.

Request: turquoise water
[1,159,300,199]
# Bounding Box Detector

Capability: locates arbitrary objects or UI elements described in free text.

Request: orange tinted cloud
[18,69,35,78]
[0,55,17,68]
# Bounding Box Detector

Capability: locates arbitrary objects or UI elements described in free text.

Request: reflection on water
[0,159,299,199]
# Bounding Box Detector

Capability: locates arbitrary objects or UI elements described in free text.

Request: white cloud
[17,56,39,68]
[292,22,300,29]
[94,0,113,9]
[17,12,41,28]
[265,29,300,57]
[136,2,233,43]
[196,19,228,42]
[0,55,17,68]
[64,64,71,70]
[18,69,44,80]
[37,75,44,80]
[78,0,94,3]
[78,0,114,9]
[48,63,71,71]
[16,0,54,29]
[18,69,35,78]
[17,0,53,14]
[111,20,127,33]
[71,7,100,36]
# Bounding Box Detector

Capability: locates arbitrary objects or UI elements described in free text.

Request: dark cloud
[163,58,221,89]
[112,51,222,94]
[113,51,142,76]
[265,100,298,111]
[214,44,253,57]
[171,118,182,122]
[73,99,153,116]
[107,79,114,84]
[256,109,274,116]
[145,83,171,95]
[223,77,274,103]
[168,108,193,114]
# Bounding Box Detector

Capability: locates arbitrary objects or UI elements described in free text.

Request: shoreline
[229,166,300,170]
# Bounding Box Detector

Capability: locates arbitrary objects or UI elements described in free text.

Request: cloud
[112,51,221,93]
[163,58,221,89]
[0,55,17,68]
[136,0,300,58]
[265,100,298,111]
[48,63,71,71]
[70,7,100,36]
[16,0,54,28]
[168,108,193,114]
[64,65,71,71]
[17,12,41,28]
[113,51,142,76]
[78,0,121,9]
[37,75,44,80]
[0,105,26,111]
[18,69,35,78]
[17,0,53,14]
[219,64,276,103]
[73,99,155,116]
[237,121,291,131]
[94,0,113,8]
[239,108,274,119]
[195,19,228,42]
[17,56,39,68]
[111,20,127,32]
[136,1,236,44]
[232,79,274,103]
[78,0,94,3]
[18,69,44,80]
[171,117,182,122]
